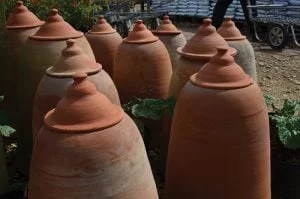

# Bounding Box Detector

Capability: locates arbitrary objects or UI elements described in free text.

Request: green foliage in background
[0,96,15,137]
[4,0,101,32]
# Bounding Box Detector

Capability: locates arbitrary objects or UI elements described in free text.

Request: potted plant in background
[266,95,300,199]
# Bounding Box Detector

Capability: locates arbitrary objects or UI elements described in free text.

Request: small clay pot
[32,39,120,141]
[152,16,186,70]
[169,19,236,99]
[218,17,257,81]
[114,20,172,103]
[86,16,122,78]
[164,47,270,199]
[16,9,95,175]
[29,73,158,199]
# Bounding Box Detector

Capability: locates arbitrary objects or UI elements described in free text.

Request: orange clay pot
[32,39,120,141]
[164,47,270,199]
[169,18,237,99]
[152,16,186,70]
[114,20,172,104]
[15,9,95,175]
[28,73,159,199]
[218,17,257,81]
[86,16,122,78]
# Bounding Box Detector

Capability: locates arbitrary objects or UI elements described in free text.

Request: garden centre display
[218,17,257,81]
[152,15,186,70]
[169,18,236,99]
[16,8,95,175]
[164,47,270,199]
[29,73,158,199]
[86,15,122,78]
[32,39,120,140]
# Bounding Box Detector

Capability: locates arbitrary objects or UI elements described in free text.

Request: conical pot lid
[88,15,116,34]
[217,17,246,41]
[6,1,44,30]
[177,19,236,60]
[30,9,83,41]
[44,73,124,133]
[190,47,253,89]
[123,20,158,44]
[152,16,181,35]
[46,39,101,77]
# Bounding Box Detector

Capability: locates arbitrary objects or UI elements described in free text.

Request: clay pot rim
[29,31,84,41]
[224,35,246,41]
[190,73,253,90]
[86,29,117,35]
[152,30,182,35]
[177,46,237,60]
[6,21,45,30]
[45,63,102,78]
[44,105,125,133]
[123,37,159,44]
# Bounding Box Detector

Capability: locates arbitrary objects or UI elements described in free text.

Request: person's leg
[211,0,234,29]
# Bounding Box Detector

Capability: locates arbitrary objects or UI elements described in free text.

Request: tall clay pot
[32,39,120,141]
[169,19,236,99]
[164,47,270,199]
[217,17,257,81]
[28,73,159,199]
[86,16,122,78]
[152,16,186,70]
[16,9,95,175]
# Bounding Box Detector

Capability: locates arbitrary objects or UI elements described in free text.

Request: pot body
[169,57,207,99]
[28,115,158,199]
[114,41,172,104]
[164,82,270,199]
[155,33,186,70]
[16,36,95,175]
[228,39,257,81]
[32,71,120,140]
[86,32,122,78]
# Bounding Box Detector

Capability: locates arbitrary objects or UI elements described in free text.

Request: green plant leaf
[0,96,4,103]
[264,94,275,106]
[280,99,300,117]
[0,125,15,137]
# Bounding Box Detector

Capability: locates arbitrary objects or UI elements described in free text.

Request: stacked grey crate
[151,0,171,12]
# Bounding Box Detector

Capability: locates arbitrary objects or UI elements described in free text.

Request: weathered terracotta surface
[29,73,158,199]
[16,9,95,175]
[169,19,236,99]
[32,40,120,140]
[86,16,122,78]
[164,48,270,199]
[114,20,172,103]
[152,16,186,70]
[218,17,257,81]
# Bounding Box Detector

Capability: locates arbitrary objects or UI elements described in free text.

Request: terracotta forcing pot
[32,39,120,141]
[29,73,158,199]
[169,18,237,99]
[152,16,186,70]
[114,20,172,103]
[86,16,122,78]
[16,9,95,175]
[164,47,270,199]
[217,17,257,81]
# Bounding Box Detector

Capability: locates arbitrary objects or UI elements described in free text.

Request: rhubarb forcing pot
[28,73,158,199]
[152,16,186,70]
[114,20,172,103]
[169,19,236,99]
[32,39,120,141]
[218,17,257,81]
[86,16,122,78]
[164,47,270,199]
[16,9,95,175]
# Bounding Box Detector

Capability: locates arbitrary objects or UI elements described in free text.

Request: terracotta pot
[32,39,120,141]
[152,16,186,70]
[16,9,95,175]
[169,19,237,99]
[164,47,270,199]
[28,73,158,199]
[114,20,172,103]
[218,17,257,81]
[86,16,122,78]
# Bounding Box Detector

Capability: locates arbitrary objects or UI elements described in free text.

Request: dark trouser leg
[212,0,233,29]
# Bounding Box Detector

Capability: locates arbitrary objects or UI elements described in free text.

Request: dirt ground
[179,24,300,108]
